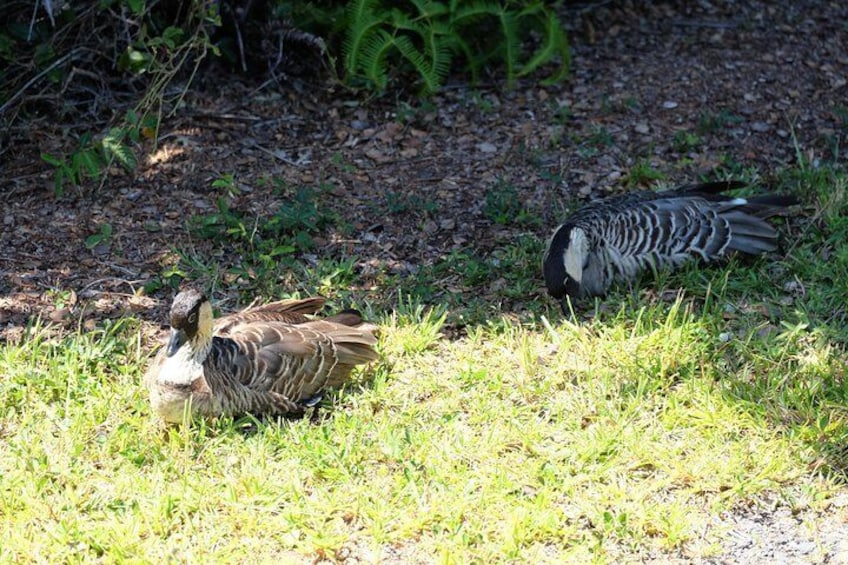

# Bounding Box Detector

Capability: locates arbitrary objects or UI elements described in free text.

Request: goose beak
[166,328,187,357]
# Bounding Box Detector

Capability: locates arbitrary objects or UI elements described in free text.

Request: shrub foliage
[1,0,569,190]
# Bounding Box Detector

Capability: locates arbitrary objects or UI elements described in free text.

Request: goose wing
[597,195,780,281]
[209,320,378,403]
[214,297,327,334]
[576,181,749,219]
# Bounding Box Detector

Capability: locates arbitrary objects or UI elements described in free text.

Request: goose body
[144,290,378,423]
[542,181,796,307]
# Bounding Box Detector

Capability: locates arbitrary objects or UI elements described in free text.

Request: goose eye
[188,313,197,324]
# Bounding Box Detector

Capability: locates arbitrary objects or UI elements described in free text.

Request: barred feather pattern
[543,181,796,301]
[145,292,378,423]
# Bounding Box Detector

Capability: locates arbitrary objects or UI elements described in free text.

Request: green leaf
[126,0,144,16]
[102,129,138,171]
[162,26,185,49]
[41,153,63,167]
[118,47,152,74]
[85,223,112,249]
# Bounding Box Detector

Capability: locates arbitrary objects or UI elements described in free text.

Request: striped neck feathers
[159,301,214,386]
[186,301,215,361]
[563,227,588,284]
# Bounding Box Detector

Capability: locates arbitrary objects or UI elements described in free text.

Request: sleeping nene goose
[542,181,797,309]
[144,289,378,423]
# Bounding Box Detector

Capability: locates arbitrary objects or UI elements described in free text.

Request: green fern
[516,4,571,85]
[392,6,453,92]
[335,0,570,94]
[358,29,394,90]
[496,7,519,86]
[394,35,441,94]
[448,0,502,82]
[343,0,386,85]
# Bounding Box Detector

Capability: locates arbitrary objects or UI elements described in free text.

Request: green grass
[696,109,744,134]
[2,164,848,562]
[626,160,667,187]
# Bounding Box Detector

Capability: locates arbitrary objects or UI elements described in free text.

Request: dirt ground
[2,1,848,562]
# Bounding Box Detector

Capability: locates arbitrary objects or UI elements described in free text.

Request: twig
[184,111,263,122]
[0,47,83,115]
[79,277,146,295]
[671,20,738,29]
[563,0,616,14]
[242,139,310,167]
[0,252,45,262]
[27,0,39,41]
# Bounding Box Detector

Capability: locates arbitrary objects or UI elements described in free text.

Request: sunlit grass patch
[1,285,844,562]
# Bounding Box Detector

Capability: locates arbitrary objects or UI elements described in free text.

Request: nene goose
[542,181,796,308]
[145,289,378,423]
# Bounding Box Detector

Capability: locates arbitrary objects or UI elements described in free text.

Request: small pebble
[662,100,678,109]
[797,541,816,554]
[477,142,497,153]
[50,308,69,322]
[634,123,650,134]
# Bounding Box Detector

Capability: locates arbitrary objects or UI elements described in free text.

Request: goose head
[167,289,214,357]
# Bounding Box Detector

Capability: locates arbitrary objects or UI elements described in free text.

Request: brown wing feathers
[223,309,378,392]
[214,297,327,333]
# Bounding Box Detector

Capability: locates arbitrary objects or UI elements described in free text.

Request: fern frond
[446,34,480,83]
[394,35,443,93]
[449,0,501,26]
[496,8,520,87]
[410,0,450,20]
[517,8,570,84]
[423,22,453,87]
[388,7,426,34]
[343,0,386,81]
[359,29,395,90]
[388,7,452,93]
[448,0,504,82]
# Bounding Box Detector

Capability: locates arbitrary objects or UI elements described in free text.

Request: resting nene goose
[145,289,378,423]
[542,181,796,308]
